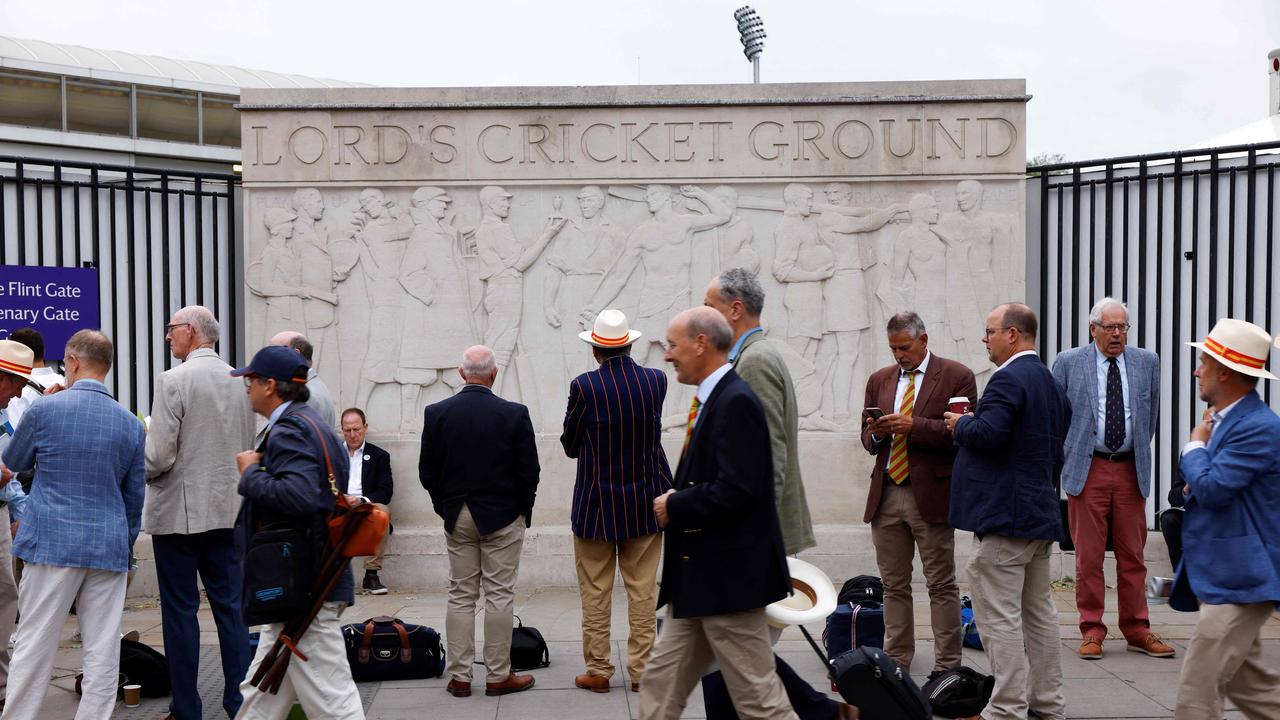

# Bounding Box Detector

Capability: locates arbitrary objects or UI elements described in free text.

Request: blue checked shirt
[1,379,145,572]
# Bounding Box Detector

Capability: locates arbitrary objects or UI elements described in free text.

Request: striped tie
[681,396,702,460]
[887,371,917,484]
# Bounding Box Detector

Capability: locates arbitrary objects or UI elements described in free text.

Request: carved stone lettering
[832,120,873,160]
[749,121,788,161]
[881,118,921,159]
[581,123,618,162]
[794,120,829,161]
[978,117,1018,158]
[288,126,326,165]
[333,125,372,165]
[478,124,514,163]
[252,126,282,166]
[374,125,412,165]
[927,118,966,160]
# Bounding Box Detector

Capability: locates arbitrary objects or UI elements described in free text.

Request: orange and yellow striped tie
[681,396,702,459]
[887,371,917,484]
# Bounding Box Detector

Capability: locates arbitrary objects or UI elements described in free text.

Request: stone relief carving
[246,179,1022,434]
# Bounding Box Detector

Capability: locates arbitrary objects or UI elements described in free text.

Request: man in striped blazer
[561,309,674,694]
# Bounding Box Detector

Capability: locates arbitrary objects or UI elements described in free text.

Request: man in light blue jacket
[1,330,145,720]
[1171,318,1280,720]
[1050,298,1173,660]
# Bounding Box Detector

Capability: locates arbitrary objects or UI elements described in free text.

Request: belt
[1093,450,1134,462]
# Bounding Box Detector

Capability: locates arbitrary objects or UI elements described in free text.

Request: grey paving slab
[495,685,630,719]
[1060,676,1173,718]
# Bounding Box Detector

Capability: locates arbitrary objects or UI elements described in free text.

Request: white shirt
[347,443,365,497]
[1181,395,1246,456]
[876,352,931,468]
[4,366,64,429]
[1094,345,1133,453]
[691,363,734,427]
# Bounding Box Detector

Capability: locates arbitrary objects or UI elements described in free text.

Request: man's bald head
[270,330,314,366]
[459,345,498,387]
[665,307,733,386]
[176,305,219,346]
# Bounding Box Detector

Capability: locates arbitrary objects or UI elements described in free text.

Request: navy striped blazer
[561,355,673,541]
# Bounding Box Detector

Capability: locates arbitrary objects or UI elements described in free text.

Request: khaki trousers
[1174,601,1280,720]
[638,608,798,720]
[363,503,389,572]
[966,534,1065,720]
[574,533,662,681]
[870,483,962,671]
[444,504,525,683]
[236,602,364,720]
[0,506,16,695]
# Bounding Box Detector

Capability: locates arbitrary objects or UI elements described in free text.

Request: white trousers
[235,602,364,720]
[0,506,18,695]
[2,563,127,720]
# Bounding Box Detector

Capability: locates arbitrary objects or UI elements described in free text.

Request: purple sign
[0,265,101,360]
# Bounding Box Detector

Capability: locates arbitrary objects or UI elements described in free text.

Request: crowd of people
[0,266,1276,720]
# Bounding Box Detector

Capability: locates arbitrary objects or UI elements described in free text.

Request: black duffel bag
[243,523,314,626]
[921,666,994,718]
[343,616,445,682]
[830,646,931,720]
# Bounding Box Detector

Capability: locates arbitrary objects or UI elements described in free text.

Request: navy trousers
[153,529,251,719]
[702,655,838,720]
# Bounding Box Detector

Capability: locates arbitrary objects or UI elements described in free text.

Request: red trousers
[1068,456,1150,642]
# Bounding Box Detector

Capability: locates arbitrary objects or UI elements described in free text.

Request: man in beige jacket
[145,305,256,720]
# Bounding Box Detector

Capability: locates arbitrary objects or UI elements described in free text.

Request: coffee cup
[948,396,971,414]
[123,684,141,707]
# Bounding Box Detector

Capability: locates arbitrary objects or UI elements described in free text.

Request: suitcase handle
[359,617,413,664]
[798,625,836,681]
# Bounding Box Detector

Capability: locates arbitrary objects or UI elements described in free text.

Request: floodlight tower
[734,6,766,84]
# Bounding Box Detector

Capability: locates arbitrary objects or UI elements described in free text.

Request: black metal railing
[1028,141,1280,522]
[0,155,241,415]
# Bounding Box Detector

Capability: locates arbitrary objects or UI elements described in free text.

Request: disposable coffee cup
[948,396,971,414]
[123,684,141,707]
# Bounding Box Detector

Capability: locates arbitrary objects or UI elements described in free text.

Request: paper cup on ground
[123,684,141,707]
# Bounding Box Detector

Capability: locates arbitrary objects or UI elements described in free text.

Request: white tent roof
[1195,116,1280,150]
[0,35,367,93]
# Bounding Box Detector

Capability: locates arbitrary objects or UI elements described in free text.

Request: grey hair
[178,305,220,345]
[66,329,113,371]
[683,307,733,352]
[461,345,497,380]
[716,268,765,317]
[1088,297,1128,326]
[886,311,927,338]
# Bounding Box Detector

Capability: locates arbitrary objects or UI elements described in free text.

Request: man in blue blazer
[1,330,145,720]
[561,309,673,694]
[1171,319,1280,720]
[1050,298,1173,660]
[639,307,796,720]
[945,303,1068,720]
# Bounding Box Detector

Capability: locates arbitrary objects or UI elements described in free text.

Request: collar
[308,367,319,380]
[901,351,931,378]
[30,367,59,376]
[266,401,293,431]
[460,384,493,395]
[1213,395,1247,422]
[997,349,1039,372]
[69,378,111,396]
[348,442,365,458]
[728,327,764,363]
[696,363,734,405]
[1093,344,1124,367]
[185,347,219,362]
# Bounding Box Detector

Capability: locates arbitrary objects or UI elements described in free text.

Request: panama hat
[1188,318,1277,380]
[0,340,35,382]
[579,309,642,349]
[765,557,838,629]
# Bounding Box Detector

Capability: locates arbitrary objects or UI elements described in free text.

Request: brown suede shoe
[1127,633,1176,658]
[486,672,536,696]
[446,679,472,697]
[574,673,610,693]
[1078,636,1104,659]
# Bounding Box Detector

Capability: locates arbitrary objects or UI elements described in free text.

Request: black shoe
[364,571,388,595]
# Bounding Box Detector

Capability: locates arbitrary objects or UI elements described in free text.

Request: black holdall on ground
[243,523,314,626]
[837,575,884,606]
[921,666,994,718]
[76,638,171,698]
[510,615,550,671]
[799,625,931,720]
[342,616,445,682]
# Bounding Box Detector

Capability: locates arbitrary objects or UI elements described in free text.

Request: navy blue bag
[822,601,886,660]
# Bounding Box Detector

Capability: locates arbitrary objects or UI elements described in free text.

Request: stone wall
[236,81,1028,586]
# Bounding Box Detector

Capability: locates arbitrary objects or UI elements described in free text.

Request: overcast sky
[4,0,1279,161]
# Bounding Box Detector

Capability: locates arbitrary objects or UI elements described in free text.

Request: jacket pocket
[1199,535,1268,591]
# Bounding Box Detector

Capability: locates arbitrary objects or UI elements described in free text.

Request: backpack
[960,595,983,651]
[837,575,884,605]
[510,616,550,671]
[921,666,995,718]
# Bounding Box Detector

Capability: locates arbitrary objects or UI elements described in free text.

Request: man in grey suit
[271,331,337,428]
[1051,297,1174,661]
[147,306,256,719]
[703,268,815,556]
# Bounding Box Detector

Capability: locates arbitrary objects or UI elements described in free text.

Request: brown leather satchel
[295,413,390,558]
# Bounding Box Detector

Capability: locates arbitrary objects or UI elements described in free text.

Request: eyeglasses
[983,326,1013,338]
[242,376,270,388]
[1096,323,1131,334]
[164,322,191,334]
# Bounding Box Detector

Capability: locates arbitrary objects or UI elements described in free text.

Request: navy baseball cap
[231,345,310,383]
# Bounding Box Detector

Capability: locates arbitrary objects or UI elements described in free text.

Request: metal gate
[1027,141,1280,524]
[0,155,242,415]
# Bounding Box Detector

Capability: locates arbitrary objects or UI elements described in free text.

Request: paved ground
[28,581,1280,719]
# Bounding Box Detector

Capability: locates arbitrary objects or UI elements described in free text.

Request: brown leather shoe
[1078,636,1103,659]
[574,673,610,693]
[1127,633,1176,658]
[486,672,535,696]
[446,678,472,697]
[835,701,859,719]
[631,682,640,692]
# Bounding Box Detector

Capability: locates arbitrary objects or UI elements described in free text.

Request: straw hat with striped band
[580,309,642,349]
[0,340,35,382]
[1187,318,1277,380]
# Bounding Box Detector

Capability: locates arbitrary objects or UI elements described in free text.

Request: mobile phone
[864,407,885,420]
